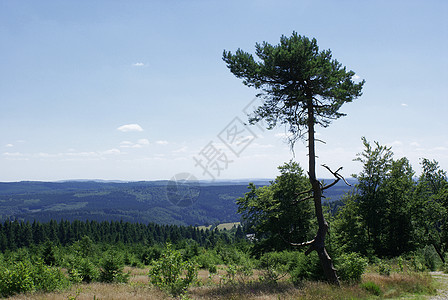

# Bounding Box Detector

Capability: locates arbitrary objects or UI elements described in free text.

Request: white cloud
[156,140,169,145]
[352,74,361,81]
[37,152,57,158]
[173,146,188,153]
[117,124,144,132]
[66,151,98,157]
[120,141,134,148]
[2,152,23,157]
[137,138,150,145]
[132,62,145,67]
[5,144,13,147]
[390,140,403,147]
[101,148,121,155]
[120,139,149,148]
[401,103,408,107]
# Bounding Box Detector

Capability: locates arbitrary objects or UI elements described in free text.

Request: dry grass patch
[4,268,437,300]
[190,272,437,300]
[189,281,299,300]
[362,272,436,298]
[7,283,169,300]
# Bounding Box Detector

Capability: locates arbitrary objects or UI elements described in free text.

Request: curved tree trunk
[306,99,340,285]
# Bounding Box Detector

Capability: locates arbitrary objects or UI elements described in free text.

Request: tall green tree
[352,137,393,254]
[224,32,364,284]
[237,161,314,255]
[337,138,416,257]
[381,157,415,256]
[412,158,448,262]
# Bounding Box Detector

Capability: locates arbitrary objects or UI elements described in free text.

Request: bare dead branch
[290,239,315,247]
[321,164,351,191]
[294,195,314,204]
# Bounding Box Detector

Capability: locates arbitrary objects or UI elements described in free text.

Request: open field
[197,222,241,231]
[6,266,438,300]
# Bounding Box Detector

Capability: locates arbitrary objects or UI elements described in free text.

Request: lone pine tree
[223,32,364,284]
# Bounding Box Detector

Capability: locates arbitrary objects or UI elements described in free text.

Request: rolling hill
[0,179,353,226]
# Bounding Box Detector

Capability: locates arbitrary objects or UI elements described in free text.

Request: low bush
[258,251,296,283]
[289,252,325,285]
[360,281,382,296]
[0,260,34,297]
[378,261,391,276]
[148,243,198,297]
[99,251,129,283]
[194,249,221,270]
[0,259,69,298]
[66,255,99,283]
[336,252,368,282]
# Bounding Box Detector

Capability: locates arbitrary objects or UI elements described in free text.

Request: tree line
[332,137,448,260]
[237,137,448,264]
[0,219,242,252]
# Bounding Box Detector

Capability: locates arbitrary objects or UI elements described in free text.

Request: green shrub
[289,252,325,285]
[360,281,382,296]
[142,246,163,265]
[32,261,70,292]
[124,252,143,268]
[0,259,69,298]
[420,246,440,271]
[336,252,368,282]
[215,244,249,265]
[409,256,426,272]
[148,244,198,297]
[378,261,391,276]
[194,249,221,270]
[208,264,217,274]
[99,252,129,283]
[66,255,99,283]
[42,241,57,266]
[0,261,34,297]
[259,251,296,283]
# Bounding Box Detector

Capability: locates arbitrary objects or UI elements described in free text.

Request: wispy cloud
[120,139,150,148]
[2,152,29,161]
[156,140,168,145]
[5,144,13,147]
[2,152,24,157]
[117,124,144,132]
[172,146,188,153]
[132,62,145,67]
[101,148,121,155]
[401,103,408,107]
[137,138,150,145]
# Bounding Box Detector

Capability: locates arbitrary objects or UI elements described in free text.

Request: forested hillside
[0,180,351,226]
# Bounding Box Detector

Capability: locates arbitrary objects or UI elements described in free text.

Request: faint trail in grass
[429,271,448,300]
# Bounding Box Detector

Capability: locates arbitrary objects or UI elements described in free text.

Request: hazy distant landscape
[0,179,353,226]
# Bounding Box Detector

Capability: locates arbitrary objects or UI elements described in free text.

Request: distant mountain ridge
[0,179,354,226]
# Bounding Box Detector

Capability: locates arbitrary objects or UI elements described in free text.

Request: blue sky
[1,0,447,182]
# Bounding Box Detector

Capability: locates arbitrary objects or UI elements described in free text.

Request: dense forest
[0,179,351,226]
[0,219,242,252]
